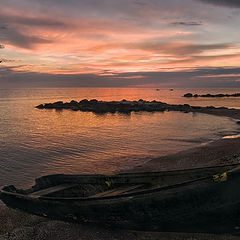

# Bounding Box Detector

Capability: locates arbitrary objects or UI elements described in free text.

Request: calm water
[1,88,240,187]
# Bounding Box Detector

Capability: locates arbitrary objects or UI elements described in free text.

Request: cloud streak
[91,40,235,57]
[1,65,240,88]
[197,0,240,8]
[171,21,202,26]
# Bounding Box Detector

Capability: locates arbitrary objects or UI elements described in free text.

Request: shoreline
[133,101,240,172]
[128,137,240,173]
[123,105,240,173]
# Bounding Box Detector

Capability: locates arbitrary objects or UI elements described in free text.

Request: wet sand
[130,137,240,173]
[1,107,240,239]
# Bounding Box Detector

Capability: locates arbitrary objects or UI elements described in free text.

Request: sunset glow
[1,0,240,87]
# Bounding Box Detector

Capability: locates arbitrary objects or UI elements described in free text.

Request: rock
[191,106,202,109]
[52,101,64,108]
[89,99,98,104]
[184,93,193,97]
[44,103,55,109]
[36,104,44,109]
[70,100,79,106]
[79,99,88,104]
[35,99,240,118]
[215,94,224,97]
[53,101,63,105]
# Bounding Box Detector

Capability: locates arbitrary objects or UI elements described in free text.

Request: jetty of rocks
[35,99,239,117]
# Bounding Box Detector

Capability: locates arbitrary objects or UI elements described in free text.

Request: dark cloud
[118,41,234,56]
[0,27,52,49]
[0,67,129,88]
[159,53,240,65]
[0,13,63,50]
[111,67,240,87]
[1,66,240,88]
[171,21,202,26]
[133,1,148,6]
[197,0,240,8]
[4,15,66,28]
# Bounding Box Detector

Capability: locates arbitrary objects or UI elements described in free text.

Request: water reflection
[0,88,240,187]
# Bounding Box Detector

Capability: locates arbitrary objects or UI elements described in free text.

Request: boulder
[184,93,193,97]
[89,99,98,104]
[36,104,44,109]
[70,100,79,106]
[79,99,89,104]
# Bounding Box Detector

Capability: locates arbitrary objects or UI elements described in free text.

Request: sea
[1,88,240,188]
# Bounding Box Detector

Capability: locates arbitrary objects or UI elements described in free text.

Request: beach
[1,106,240,239]
[0,206,239,240]
[131,137,240,173]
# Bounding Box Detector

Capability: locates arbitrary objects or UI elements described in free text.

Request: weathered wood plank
[30,184,77,196]
[91,184,145,198]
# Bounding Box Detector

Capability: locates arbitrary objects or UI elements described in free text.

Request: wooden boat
[1,163,240,234]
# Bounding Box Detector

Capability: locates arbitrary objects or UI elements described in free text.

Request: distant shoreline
[184,92,240,98]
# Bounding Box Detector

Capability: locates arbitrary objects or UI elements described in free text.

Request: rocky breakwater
[36,99,171,113]
[184,93,240,98]
[36,98,240,117]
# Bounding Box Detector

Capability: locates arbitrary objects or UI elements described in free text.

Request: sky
[1,0,240,88]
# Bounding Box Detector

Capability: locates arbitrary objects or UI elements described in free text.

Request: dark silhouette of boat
[1,163,240,234]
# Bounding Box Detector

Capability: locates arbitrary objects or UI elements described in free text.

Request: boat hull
[1,169,240,234]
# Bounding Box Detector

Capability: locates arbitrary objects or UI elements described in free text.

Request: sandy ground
[130,137,240,173]
[1,107,240,239]
[1,207,240,240]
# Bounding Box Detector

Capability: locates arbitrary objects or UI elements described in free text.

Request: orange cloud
[1,0,240,83]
